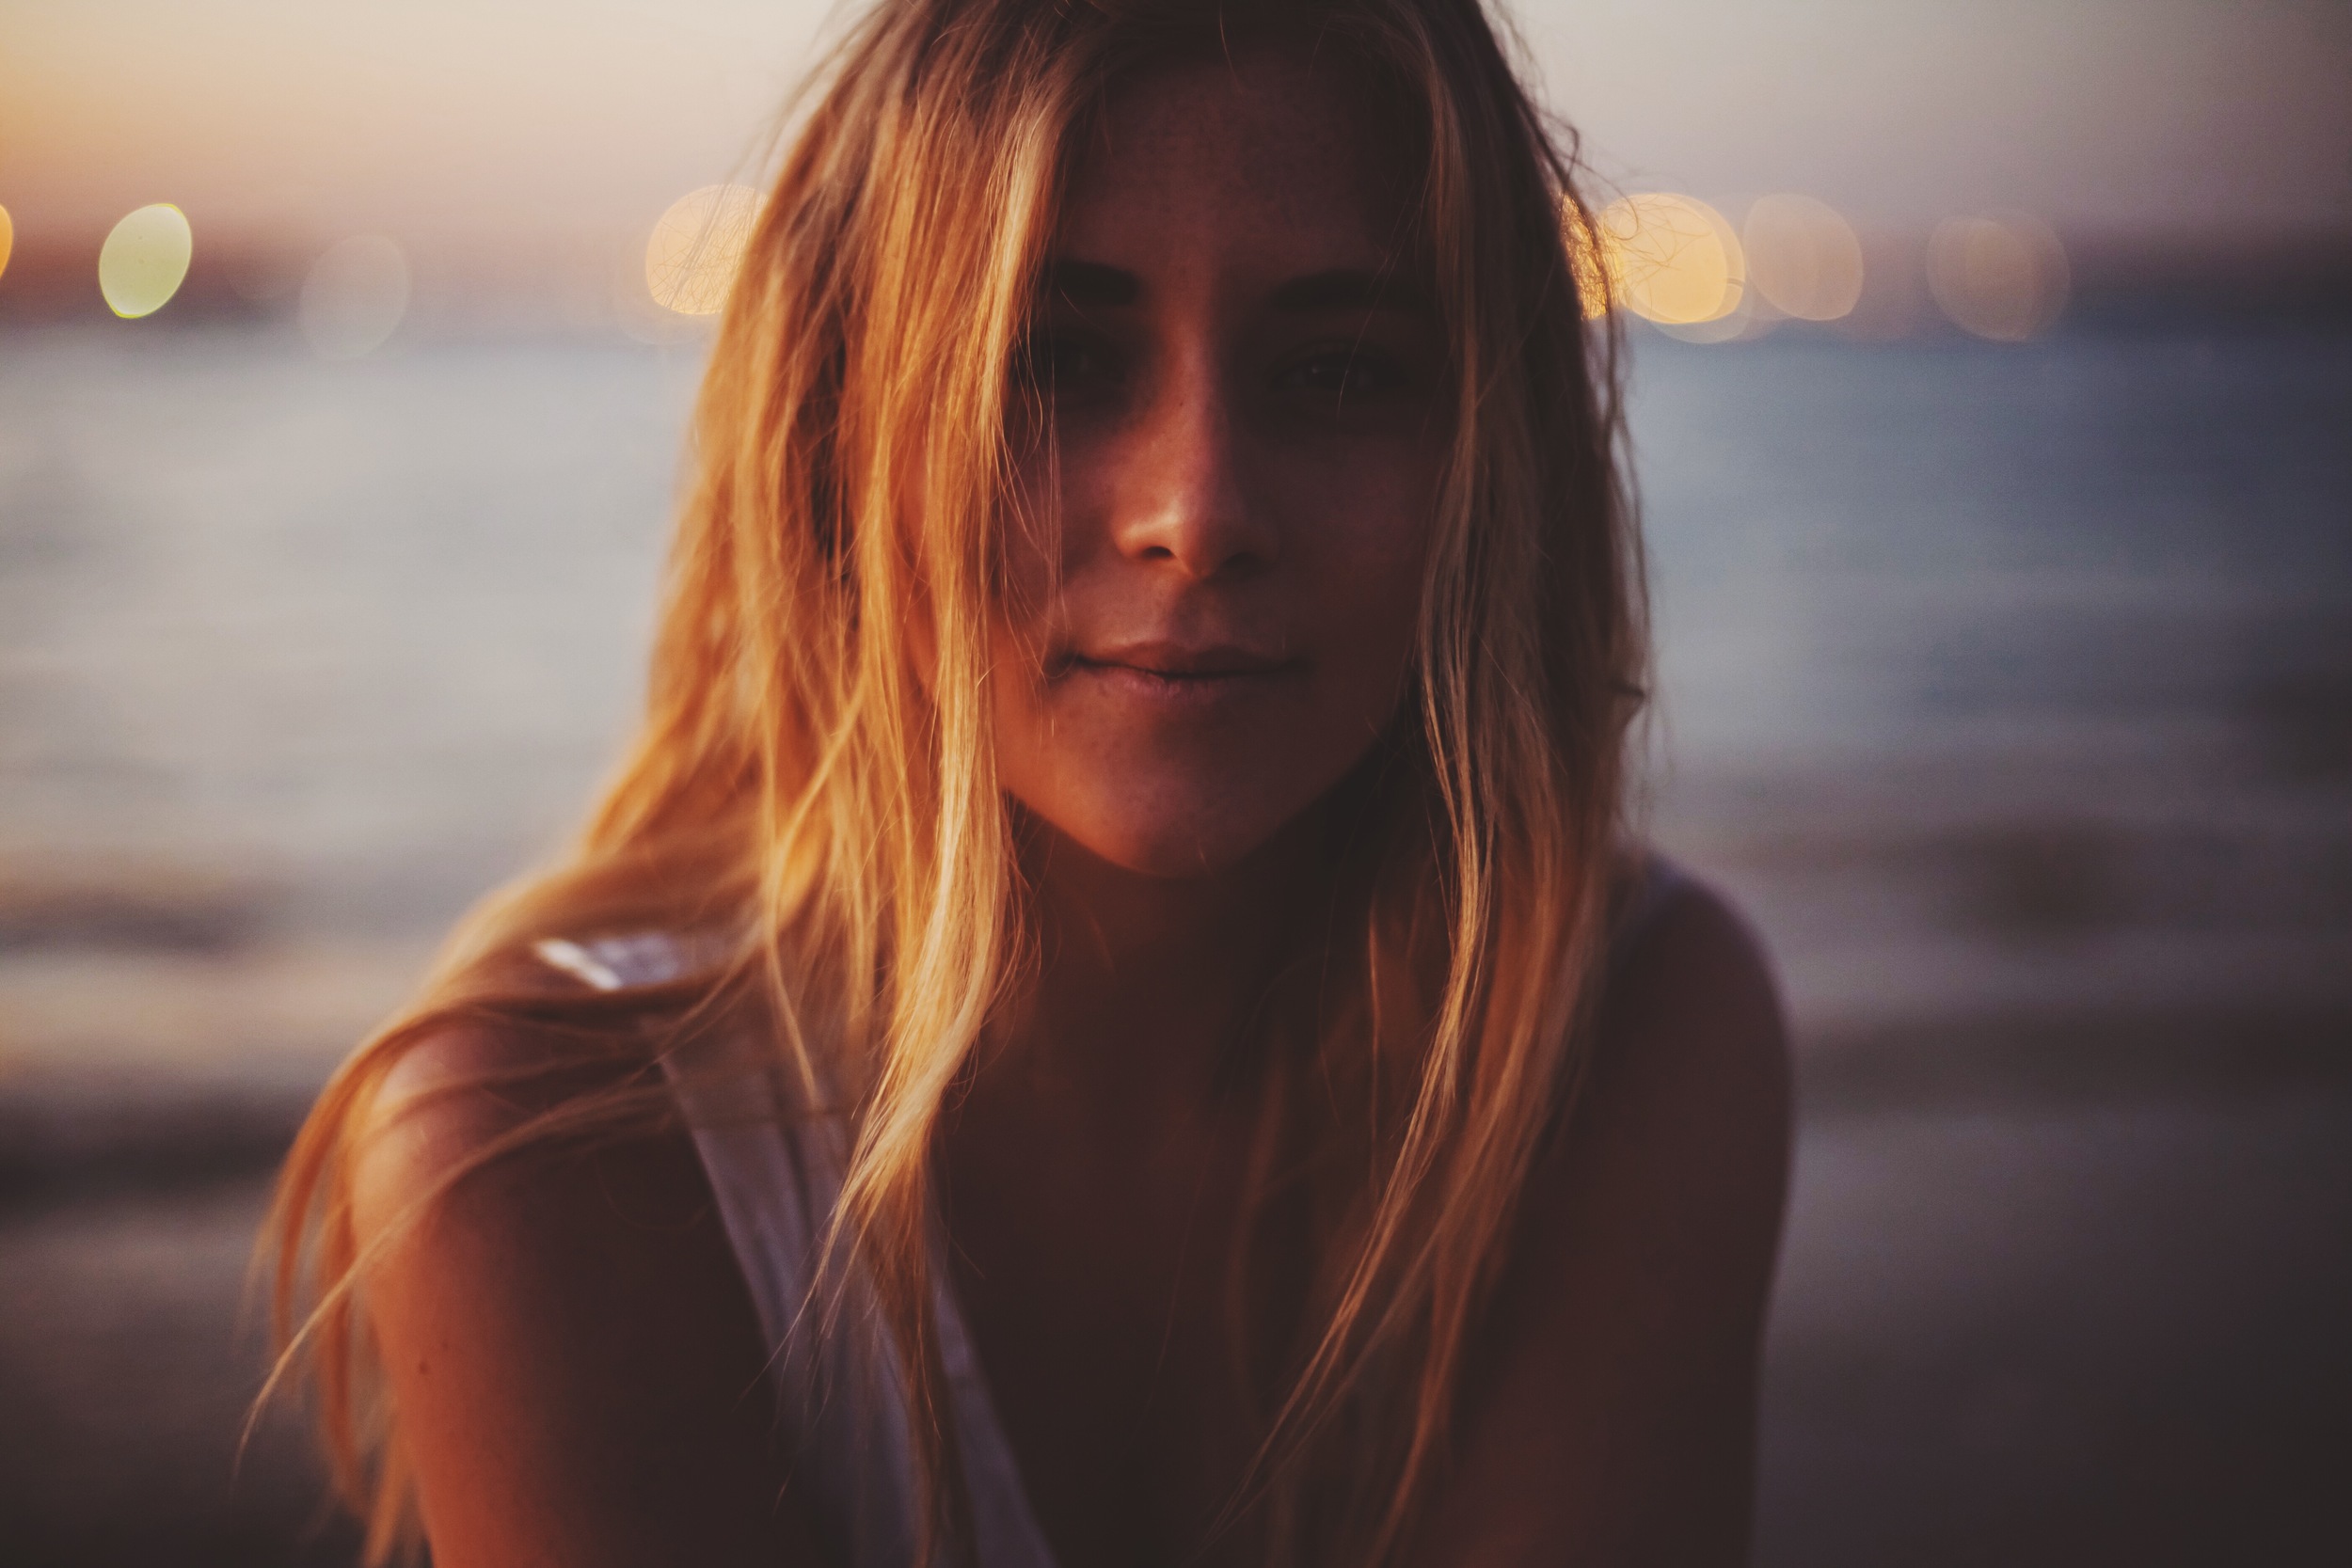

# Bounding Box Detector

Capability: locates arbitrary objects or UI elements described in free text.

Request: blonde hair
[266,0,1643,1560]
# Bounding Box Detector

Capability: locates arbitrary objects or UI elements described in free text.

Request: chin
[1039,795,1306,882]
[1078,822,1274,880]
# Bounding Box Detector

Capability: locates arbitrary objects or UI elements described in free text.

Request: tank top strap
[532,934,1059,1568]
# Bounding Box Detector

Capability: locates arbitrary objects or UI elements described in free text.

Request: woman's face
[991,45,1448,880]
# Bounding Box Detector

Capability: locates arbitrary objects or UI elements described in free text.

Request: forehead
[1055,44,1410,277]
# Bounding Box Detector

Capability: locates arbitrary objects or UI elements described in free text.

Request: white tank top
[533,853,1688,1568]
[534,932,1059,1568]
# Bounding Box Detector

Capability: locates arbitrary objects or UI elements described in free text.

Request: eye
[1271,344,1412,401]
[1014,327,1122,397]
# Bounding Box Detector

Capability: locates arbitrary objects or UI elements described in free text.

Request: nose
[1106,345,1277,580]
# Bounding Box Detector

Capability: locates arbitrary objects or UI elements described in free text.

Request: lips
[1055,638,1301,707]
[1066,639,1295,680]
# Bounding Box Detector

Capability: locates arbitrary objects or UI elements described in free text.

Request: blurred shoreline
[4,310,2349,1177]
[3,309,2347,1564]
[6,226,2351,336]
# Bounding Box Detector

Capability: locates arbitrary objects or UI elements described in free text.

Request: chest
[938,1085,1310,1568]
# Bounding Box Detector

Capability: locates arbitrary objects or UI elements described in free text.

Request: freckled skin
[989,49,1449,878]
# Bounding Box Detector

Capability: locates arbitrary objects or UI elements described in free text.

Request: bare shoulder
[358,1009,602,1191]
[1406,871,1792,1568]
[1581,867,1793,1194]
[349,1007,818,1567]
[1548,866,1792,1363]
[353,1006,685,1271]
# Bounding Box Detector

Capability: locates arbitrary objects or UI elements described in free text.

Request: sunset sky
[5,0,2347,267]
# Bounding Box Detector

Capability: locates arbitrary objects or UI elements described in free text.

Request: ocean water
[2,319,2348,1563]
[1628,327,2352,1061]
[0,320,2347,1080]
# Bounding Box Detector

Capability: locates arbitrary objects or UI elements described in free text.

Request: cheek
[1285,461,1438,708]
[984,499,1090,845]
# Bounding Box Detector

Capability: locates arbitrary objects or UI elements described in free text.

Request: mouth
[1058,640,1300,697]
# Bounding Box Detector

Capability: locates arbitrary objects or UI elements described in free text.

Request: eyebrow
[1037,260,1430,316]
[1267,267,1432,317]
[1041,260,1139,308]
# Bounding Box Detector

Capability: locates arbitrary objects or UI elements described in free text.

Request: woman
[269,1,1790,1563]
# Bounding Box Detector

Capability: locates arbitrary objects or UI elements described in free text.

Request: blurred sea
[3,321,2345,1087]
[1,318,2347,1563]
[1637,327,2352,1084]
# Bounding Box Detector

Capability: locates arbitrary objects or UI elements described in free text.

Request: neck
[998,811,1332,1113]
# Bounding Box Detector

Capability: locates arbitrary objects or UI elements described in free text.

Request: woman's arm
[350,1022,824,1568]
[1409,878,1794,1567]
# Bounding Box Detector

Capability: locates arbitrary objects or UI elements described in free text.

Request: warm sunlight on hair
[1597,192,1745,327]
[266,4,1647,1563]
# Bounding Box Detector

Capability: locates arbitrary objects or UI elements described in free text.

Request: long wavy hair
[265,0,1643,1561]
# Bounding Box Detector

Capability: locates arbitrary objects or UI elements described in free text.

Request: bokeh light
[1927,213,2070,341]
[98,204,194,319]
[644,184,762,317]
[0,204,14,285]
[299,236,412,360]
[1597,193,1745,326]
[1656,284,1774,344]
[1743,194,1866,323]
